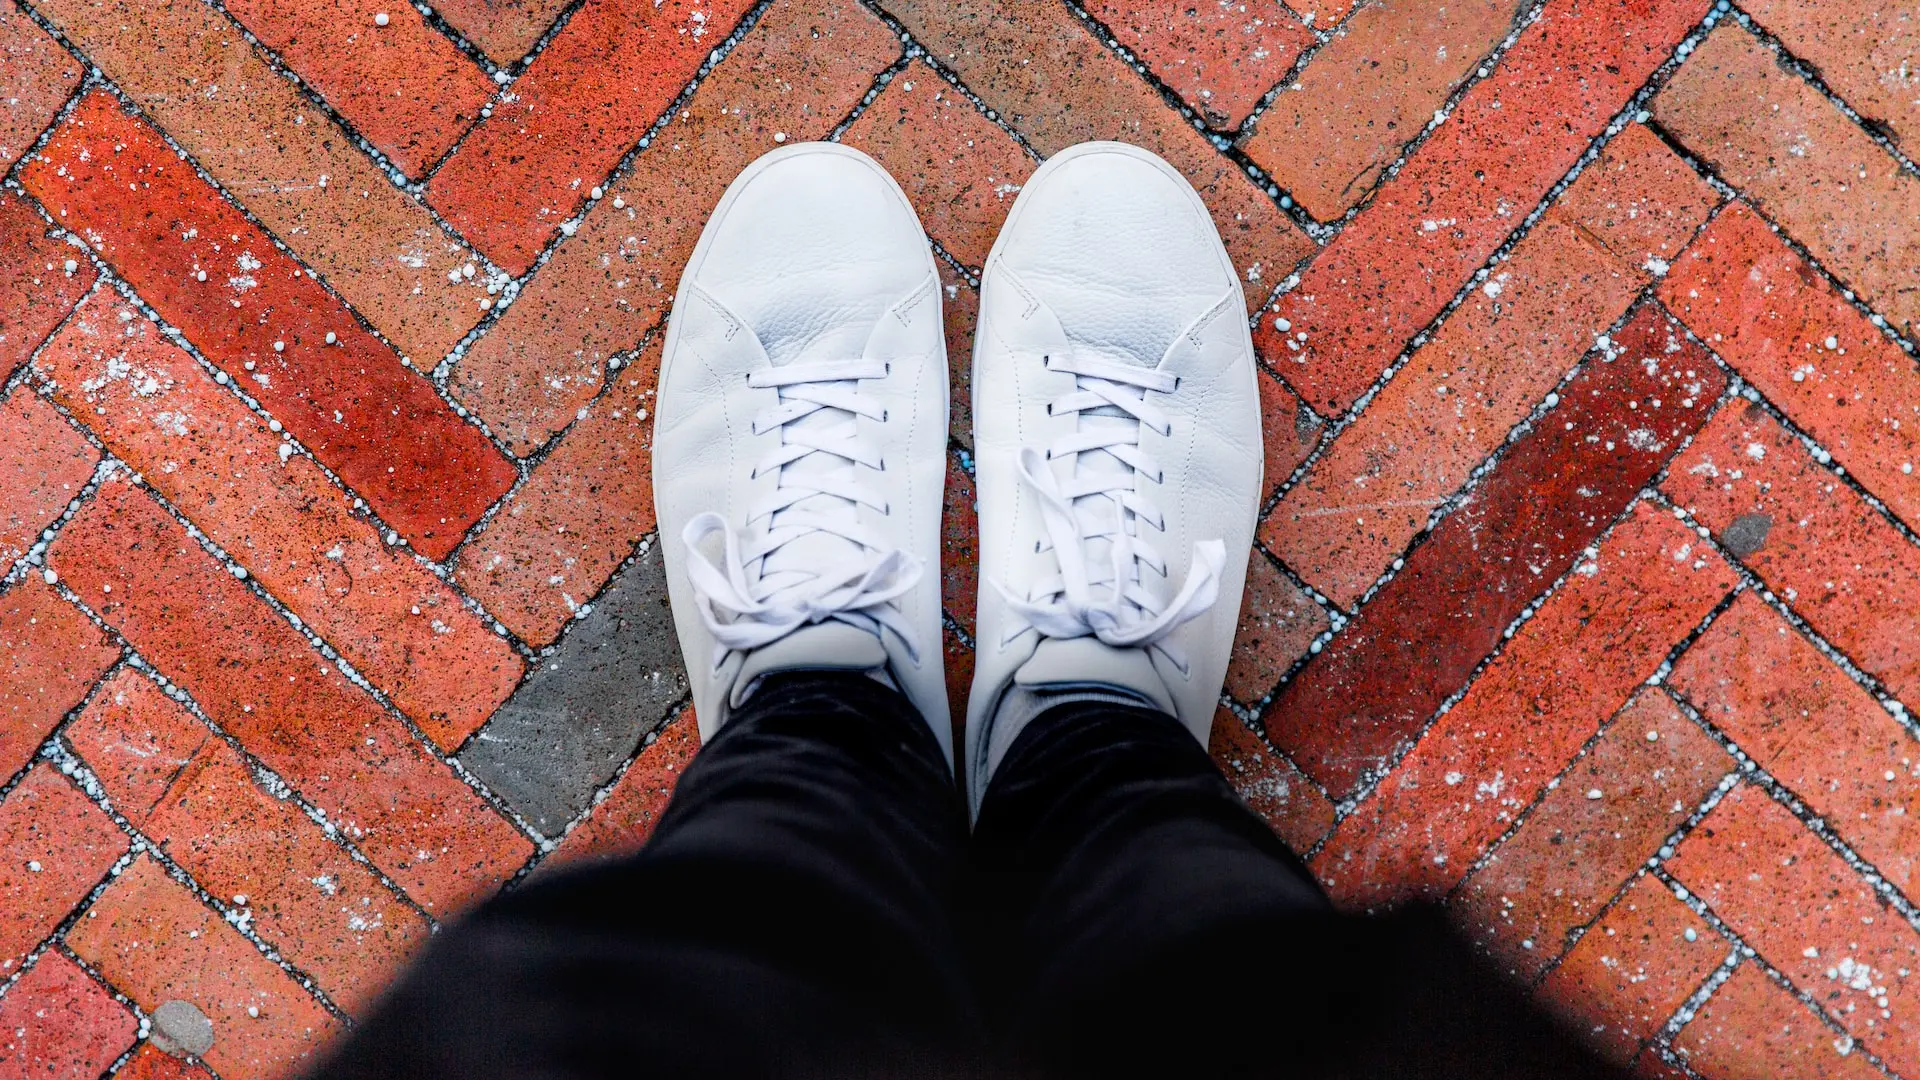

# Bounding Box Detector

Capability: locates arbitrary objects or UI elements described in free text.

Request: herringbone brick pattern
[0,0,1915,1074]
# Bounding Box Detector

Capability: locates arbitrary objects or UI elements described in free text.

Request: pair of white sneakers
[652,141,1265,812]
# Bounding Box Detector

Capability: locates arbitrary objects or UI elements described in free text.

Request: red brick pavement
[0,1,1916,1074]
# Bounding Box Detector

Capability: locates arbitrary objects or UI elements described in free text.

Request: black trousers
[312,672,1624,1079]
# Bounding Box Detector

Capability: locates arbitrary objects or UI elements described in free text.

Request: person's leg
[310,671,978,1080]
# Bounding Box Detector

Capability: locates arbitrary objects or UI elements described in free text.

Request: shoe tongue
[730,622,888,708]
[1014,637,1176,716]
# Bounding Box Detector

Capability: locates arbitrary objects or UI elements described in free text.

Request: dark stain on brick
[1722,512,1774,558]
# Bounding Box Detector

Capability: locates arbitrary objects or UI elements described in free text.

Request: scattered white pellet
[42,569,56,585]
[374,11,390,25]
[324,331,337,344]
[773,132,788,143]
[273,340,285,352]
[589,186,604,200]
[1586,788,1604,800]
[1824,335,1840,349]
[1646,730,1659,742]
[612,197,625,209]
[1684,928,1698,942]
[63,258,78,273]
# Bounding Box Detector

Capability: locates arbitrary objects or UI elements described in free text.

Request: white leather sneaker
[653,143,951,763]
[966,142,1263,811]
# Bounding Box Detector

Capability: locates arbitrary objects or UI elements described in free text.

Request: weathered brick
[30,2,491,363]
[1662,401,1920,705]
[456,341,659,647]
[429,0,570,64]
[1536,874,1727,1064]
[0,191,95,377]
[1312,505,1737,909]
[1259,367,1321,503]
[1270,309,1726,795]
[116,1041,219,1080]
[1657,203,1920,531]
[942,454,978,634]
[0,951,136,1078]
[943,625,974,759]
[22,93,517,560]
[64,668,208,826]
[546,709,700,870]
[67,855,340,1080]
[1263,0,1710,414]
[840,60,1037,269]
[0,577,118,786]
[1656,24,1920,339]
[1666,783,1920,1077]
[1242,0,1526,220]
[1079,0,1313,130]
[449,0,899,453]
[1674,962,1886,1080]
[220,0,495,177]
[1224,550,1326,704]
[0,9,80,169]
[1742,0,1920,149]
[0,390,97,570]
[1455,690,1732,980]
[1209,707,1335,853]
[142,739,430,1015]
[880,0,1314,298]
[38,291,522,747]
[943,263,979,451]
[48,482,533,915]
[428,0,759,274]
[0,764,127,974]
[1671,593,1920,891]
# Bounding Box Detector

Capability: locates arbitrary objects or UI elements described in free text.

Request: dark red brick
[1263,0,1711,414]
[547,709,699,869]
[0,950,136,1078]
[942,454,978,634]
[1080,0,1313,130]
[1209,707,1335,853]
[1671,592,1920,891]
[1675,962,1887,1080]
[116,1042,219,1080]
[0,764,127,974]
[1225,551,1326,704]
[64,668,208,826]
[48,481,534,915]
[1456,690,1733,980]
[0,191,95,377]
[0,390,97,571]
[0,577,118,786]
[0,9,80,169]
[1312,505,1737,909]
[428,0,759,274]
[21,92,516,560]
[1269,308,1726,797]
[1658,203,1920,532]
[1667,783,1920,1077]
[449,0,901,454]
[1662,401,1920,706]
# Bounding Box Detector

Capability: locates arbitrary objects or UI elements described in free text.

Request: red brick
[1209,707,1335,853]
[38,291,523,748]
[1536,874,1726,1064]
[1662,402,1920,705]
[1656,24,1920,339]
[221,0,494,177]
[428,0,759,274]
[943,263,979,451]
[1225,551,1326,704]
[30,1,491,363]
[1631,1047,1692,1080]
[547,710,699,869]
[1270,309,1726,795]
[1242,0,1526,220]
[1675,963,1886,1080]
[456,341,659,647]
[840,61,1038,269]
[1263,0,1710,414]
[1743,0,1920,149]
[1455,690,1733,980]
[943,625,974,761]
[0,577,118,786]
[1658,203,1920,532]
[0,9,80,169]
[67,855,340,1080]
[0,391,97,570]
[1671,593,1920,891]
[449,0,900,453]
[1079,0,1313,130]
[63,668,208,826]
[430,0,570,64]
[48,482,534,915]
[1259,368,1320,504]
[0,765,127,974]
[881,0,1314,300]
[21,93,516,560]
[0,191,96,377]
[0,951,137,1079]
[142,740,430,1015]
[1312,505,1737,909]
[1667,783,1920,1076]
[942,454,977,634]
[116,1043,218,1080]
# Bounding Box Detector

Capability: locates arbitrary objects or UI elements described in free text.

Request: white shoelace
[682,357,923,671]
[992,351,1224,672]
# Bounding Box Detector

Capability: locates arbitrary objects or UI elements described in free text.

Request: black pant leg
[972,701,1630,1080]
[309,671,980,1080]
